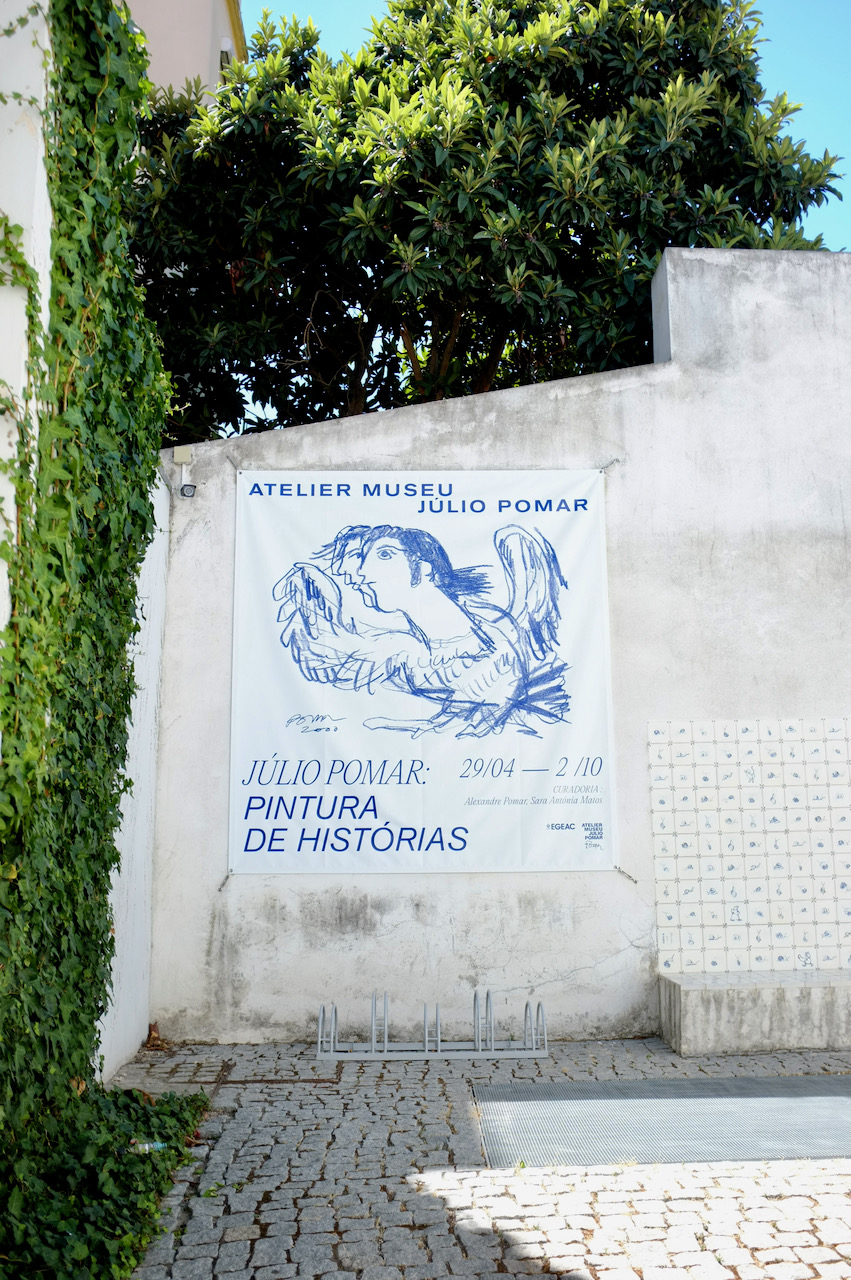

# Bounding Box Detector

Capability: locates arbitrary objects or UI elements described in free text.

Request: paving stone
[458,1240,502,1260]
[642,1270,693,1280]
[741,1228,782,1248]
[182,1227,226,1246]
[505,1244,547,1260]
[338,1241,382,1268]
[289,1244,337,1271]
[431,1247,468,1268]
[716,1247,757,1266]
[222,1224,261,1242]
[547,1243,587,1259]
[215,1240,252,1272]
[667,1234,704,1254]
[127,1039,851,1280]
[219,1212,256,1231]
[252,1236,298,1267]
[301,1213,336,1231]
[671,1254,721,1268]
[760,1267,815,1280]
[545,1229,585,1246]
[821,1227,851,1246]
[338,1216,375,1230]
[382,1241,427,1264]
[142,1237,178,1266]
[266,1230,296,1246]
[428,1229,456,1248]
[172,1260,215,1280]
[628,1244,673,1266]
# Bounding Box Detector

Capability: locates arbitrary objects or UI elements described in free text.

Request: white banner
[229,470,616,873]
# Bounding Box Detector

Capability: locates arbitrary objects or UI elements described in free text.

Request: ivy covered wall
[0,3,199,1275]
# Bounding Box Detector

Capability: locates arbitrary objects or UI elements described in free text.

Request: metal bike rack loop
[317,989,548,1060]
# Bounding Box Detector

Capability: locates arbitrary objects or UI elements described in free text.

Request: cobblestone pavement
[112,1039,851,1280]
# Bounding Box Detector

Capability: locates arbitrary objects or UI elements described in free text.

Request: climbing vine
[0,3,202,1276]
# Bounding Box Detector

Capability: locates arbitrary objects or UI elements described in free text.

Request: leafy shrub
[0,1087,207,1280]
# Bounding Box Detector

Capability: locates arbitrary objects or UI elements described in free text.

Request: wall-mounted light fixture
[173,444,195,497]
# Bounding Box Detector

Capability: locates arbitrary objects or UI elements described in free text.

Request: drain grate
[473,1075,851,1168]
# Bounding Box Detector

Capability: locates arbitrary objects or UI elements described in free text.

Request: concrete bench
[659,971,851,1057]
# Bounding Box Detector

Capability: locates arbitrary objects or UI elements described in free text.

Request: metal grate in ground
[473,1075,851,1168]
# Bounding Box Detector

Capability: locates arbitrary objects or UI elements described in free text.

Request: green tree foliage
[132,0,839,440]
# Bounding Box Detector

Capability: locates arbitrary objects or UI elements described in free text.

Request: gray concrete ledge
[660,972,851,1057]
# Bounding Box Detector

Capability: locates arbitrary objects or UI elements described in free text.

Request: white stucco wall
[150,247,851,1044]
[98,480,170,1080]
[130,0,246,93]
[0,0,51,629]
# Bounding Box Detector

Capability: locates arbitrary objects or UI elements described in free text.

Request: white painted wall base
[98,480,170,1080]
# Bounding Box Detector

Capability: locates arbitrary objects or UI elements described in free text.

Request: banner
[229,470,616,873]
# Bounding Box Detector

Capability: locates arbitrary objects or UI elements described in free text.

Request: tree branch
[472,326,509,395]
[400,320,424,390]
[434,306,464,398]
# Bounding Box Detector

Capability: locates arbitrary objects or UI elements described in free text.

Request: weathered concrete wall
[98,481,170,1079]
[660,973,851,1056]
[150,247,851,1043]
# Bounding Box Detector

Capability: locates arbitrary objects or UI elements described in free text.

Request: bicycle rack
[316,990,548,1060]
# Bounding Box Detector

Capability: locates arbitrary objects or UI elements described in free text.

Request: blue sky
[239,0,848,250]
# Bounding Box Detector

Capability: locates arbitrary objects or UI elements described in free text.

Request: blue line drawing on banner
[272,524,570,739]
